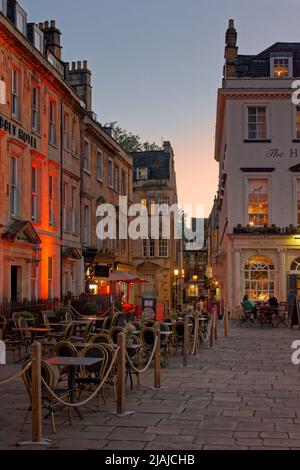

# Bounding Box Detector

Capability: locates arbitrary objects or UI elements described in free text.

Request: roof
[131,150,170,181]
[236,42,300,78]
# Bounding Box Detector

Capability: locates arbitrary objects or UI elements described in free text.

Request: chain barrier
[125,335,158,374]
[0,360,32,386]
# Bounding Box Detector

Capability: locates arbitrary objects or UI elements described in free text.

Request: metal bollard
[183,315,189,367]
[31,341,42,442]
[116,332,126,415]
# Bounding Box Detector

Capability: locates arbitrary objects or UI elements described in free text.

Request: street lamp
[192,274,198,311]
[174,269,179,311]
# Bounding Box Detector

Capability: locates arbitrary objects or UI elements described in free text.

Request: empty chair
[109,326,124,345]
[140,327,157,359]
[90,333,113,345]
[53,341,78,382]
[21,359,72,433]
[172,320,185,353]
[18,317,31,353]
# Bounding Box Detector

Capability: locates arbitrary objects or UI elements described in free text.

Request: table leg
[68,366,83,419]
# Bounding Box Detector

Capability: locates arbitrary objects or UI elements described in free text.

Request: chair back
[90,333,113,345]
[164,317,173,325]
[83,320,94,342]
[12,312,22,329]
[18,317,31,340]
[109,326,124,345]
[62,322,74,341]
[22,359,55,400]
[102,315,113,331]
[114,313,127,327]
[65,312,73,321]
[80,344,108,379]
[144,320,156,328]
[173,320,185,339]
[140,327,156,351]
[43,313,51,330]
[53,341,77,357]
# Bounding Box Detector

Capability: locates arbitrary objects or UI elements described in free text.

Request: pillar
[279,250,286,302]
[233,249,241,308]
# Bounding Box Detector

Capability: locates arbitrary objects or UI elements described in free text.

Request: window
[159,238,168,257]
[108,160,113,187]
[32,85,40,133]
[83,205,90,246]
[247,107,267,140]
[142,273,155,295]
[62,182,68,231]
[0,0,7,15]
[63,112,70,149]
[83,140,91,171]
[114,165,119,192]
[49,100,56,145]
[148,197,156,215]
[48,257,53,298]
[31,264,38,300]
[71,186,77,234]
[140,198,147,207]
[143,239,147,257]
[273,57,290,78]
[31,166,38,220]
[244,256,274,301]
[121,171,126,196]
[16,5,27,35]
[247,178,269,226]
[136,168,148,180]
[71,119,77,155]
[71,264,77,295]
[10,157,17,216]
[150,238,155,257]
[49,174,54,225]
[96,152,103,180]
[12,69,20,119]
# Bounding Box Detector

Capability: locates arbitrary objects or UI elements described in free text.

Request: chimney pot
[229,19,234,29]
[77,61,81,69]
[72,61,76,70]
[83,60,88,69]
[50,20,56,29]
[44,21,49,29]
[38,22,44,30]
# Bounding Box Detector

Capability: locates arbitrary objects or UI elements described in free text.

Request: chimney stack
[43,19,62,60]
[65,61,92,111]
[224,19,238,79]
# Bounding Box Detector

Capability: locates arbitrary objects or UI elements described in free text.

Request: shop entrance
[11,266,21,302]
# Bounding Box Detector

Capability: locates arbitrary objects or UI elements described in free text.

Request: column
[279,249,286,302]
[233,249,241,308]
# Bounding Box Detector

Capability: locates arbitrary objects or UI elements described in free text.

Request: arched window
[290,258,300,271]
[244,256,275,301]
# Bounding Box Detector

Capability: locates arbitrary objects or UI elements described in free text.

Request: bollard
[116,332,126,416]
[214,306,218,341]
[154,331,161,389]
[31,341,42,442]
[183,315,189,367]
[224,305,229,337]
[209,310,214,348]
[193,311,199,355]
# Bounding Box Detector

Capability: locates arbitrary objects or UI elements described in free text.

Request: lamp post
[174,269,179,311]
[192,274,198,311]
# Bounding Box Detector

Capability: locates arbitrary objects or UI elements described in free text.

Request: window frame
[12,68,20,120]
[10,156,18,216]
[108,159,113,188]
[15,3,27,36]
[270,56,293,79]
[49,99,57,146]
[83,139,91,172]
[136,167,148,180]
[31,165,38,221]
[158,238,168,258]
[83,204,90,246]
[245,176,271,227]
[114,165,119,193]
[49,173,55,226]
[32,83,40,134]
[0,0,7,15]
[244,105,270,142]
[96,150,103,181]
[63,111,70,150]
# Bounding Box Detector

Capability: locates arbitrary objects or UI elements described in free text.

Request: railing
[233,224,300,235]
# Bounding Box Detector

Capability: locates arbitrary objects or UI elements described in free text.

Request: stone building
[0,1,135,302]
[131,142,181,311]
[211,19,300,312]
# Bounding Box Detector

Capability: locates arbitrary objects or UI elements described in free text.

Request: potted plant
[56,306,73,319]
[19,311,35,327]
[82,302,98,316]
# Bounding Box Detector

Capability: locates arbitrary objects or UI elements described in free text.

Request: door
[11,266,19,302]
[287,275,300,319]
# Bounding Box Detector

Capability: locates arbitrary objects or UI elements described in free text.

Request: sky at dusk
[22,0,300,216]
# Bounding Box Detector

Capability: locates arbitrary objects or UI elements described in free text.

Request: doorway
[11,266,21,302]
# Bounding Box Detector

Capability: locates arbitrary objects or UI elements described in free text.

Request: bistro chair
[274,303,289,328]
[125,335,143,389]
[144,320,156,328]
[17,317,31,353]
[140,327,156,362]
[172,321,185,353]
[21,359,72,434]
[237,306,253,327]
[90,333,113,345]
[0,315,7,337]
[101,315,113,333]
[1,316,22,362]
[65,312,73,321]
[99,343,118,399]
[71,320,94,343]
[76,344,108,410]
[53,341,78,382]
[109,326,124,345]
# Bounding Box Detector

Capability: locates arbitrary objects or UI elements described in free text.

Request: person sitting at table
[268,295,278,309]
[242,294,257,319]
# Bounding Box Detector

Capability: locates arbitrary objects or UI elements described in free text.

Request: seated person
[242,295,257,318]
[268,295,278,309]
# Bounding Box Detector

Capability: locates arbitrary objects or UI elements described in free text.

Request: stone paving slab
[1,323,300,449]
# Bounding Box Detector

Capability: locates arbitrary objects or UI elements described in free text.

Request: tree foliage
[104,121,161,153]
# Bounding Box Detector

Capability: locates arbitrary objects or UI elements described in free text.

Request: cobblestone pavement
[1,323,300,450]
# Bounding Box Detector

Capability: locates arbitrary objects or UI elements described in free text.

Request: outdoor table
[46,356,103,417]
[13,327,49,341]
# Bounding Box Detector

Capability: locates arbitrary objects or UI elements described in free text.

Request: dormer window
[15,3,27,36]
[0,0,7,15]
[136,168,148,180]
[271,56,292,78]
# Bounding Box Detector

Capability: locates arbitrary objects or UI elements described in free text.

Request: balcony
[232,224,300,235]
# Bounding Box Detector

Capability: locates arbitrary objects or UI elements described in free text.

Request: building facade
[131,142,181,311]
[0,1,135,302]
[212,19,300,312]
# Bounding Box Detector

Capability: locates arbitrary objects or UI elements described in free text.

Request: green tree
[104,121,161,153]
